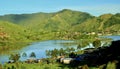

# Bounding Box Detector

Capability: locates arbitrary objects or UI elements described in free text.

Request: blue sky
[0,0,120,16]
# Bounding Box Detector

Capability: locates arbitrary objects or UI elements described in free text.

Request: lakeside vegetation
[1,40,119,69]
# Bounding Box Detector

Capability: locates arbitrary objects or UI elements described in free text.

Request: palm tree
[22,52,27,57]
[30,52,36,58]
[77,44,81,50]
[9,54,20,62]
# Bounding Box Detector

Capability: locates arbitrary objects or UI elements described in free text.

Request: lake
[102,35,120,41]
[0,35,120,64]
[0,40,77,64]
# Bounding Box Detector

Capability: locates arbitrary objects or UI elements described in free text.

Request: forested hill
[0,9,120,32]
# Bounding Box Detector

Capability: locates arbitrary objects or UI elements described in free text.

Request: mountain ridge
[0,9,120,32]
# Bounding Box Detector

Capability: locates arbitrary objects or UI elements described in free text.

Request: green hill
[0,9,120,53]
[0,21,33,53]
[104,13,120,30]
[0,9,120,32]
[0,21,33,47]
[0,9,93,32]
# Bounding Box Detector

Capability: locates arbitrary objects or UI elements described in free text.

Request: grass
[0,42,30,54]
[1,60,118,69]
[2,62,68,69]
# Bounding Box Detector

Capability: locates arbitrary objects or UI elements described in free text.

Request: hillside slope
[0,21,32,43]
[0,9,119,32]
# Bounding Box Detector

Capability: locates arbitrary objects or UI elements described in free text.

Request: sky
[0,0,120,16]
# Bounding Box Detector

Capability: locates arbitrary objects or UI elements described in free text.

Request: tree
[66,47,70,53]
[51,48,59,57]
[59,48,65,55]
[93,39,101,48]
[22,52,27,57]
[9,54,20,62]
[82,40,89,47]
[46,50,51,57]
[77,44,82,49]
[69,52,77,58]
[30,52,36,58]
[69,47,75,52]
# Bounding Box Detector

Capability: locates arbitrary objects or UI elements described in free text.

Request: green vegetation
[0,9,120,32]
[9,54,20,62]
[1,40,119,69]
[22,52,27,58]
[92,39,101,48]
[0,9,120,69]
[0,10,118,54]
[0,21,34,54]
[46,47,77,58]
[30,52,36,58]
[1,54,118,69]
[2,62,65,69]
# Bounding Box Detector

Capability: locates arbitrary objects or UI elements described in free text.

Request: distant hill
[104,13,120,31]
[0,9,120,52]
[0,9,120,32]
[0,21,31,42]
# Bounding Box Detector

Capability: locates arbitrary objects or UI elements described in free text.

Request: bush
[93,39,101,48]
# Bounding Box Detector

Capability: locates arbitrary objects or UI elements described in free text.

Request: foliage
[77,44,82,49]
[22,52,27,57]
[106,61,116,69]
[9,54,20,62]
[92,39,101,48]
[3,62,63,69]
[0,9,119,32]
[30,52,36,58]
[69,52,77,58]
[2,60,119,69]
[46,47,76,58]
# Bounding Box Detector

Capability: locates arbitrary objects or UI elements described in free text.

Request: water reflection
[0,40,77,64]
[103,35,120,41]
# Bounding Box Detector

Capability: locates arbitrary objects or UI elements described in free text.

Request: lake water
[0,35,120,64]
[102,35,120,41]
[0,40,77,64]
